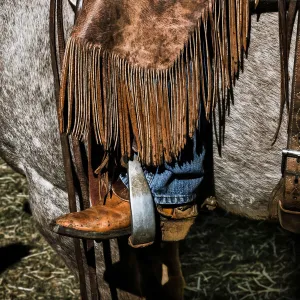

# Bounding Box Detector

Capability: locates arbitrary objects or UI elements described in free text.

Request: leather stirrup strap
[49,1,89,299]
[274,0,298,143]
[279,2,300,233]
[274,0,292,142]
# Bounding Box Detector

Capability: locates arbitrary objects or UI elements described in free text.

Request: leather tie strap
[279,2,300,233]
[49,1,91,299]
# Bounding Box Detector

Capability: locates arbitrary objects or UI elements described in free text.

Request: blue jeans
[120,108,207,205]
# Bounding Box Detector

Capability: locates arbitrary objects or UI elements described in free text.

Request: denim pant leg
[120,130,206,205]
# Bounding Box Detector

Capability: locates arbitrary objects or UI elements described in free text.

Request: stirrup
[128,155,156,248]
[51,156,157,245]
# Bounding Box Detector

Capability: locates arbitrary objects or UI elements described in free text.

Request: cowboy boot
[53,176,197,241]
[52,179,131,239]
[157,202,198,242]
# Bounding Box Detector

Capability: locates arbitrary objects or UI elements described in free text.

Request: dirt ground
[1,158,300,300]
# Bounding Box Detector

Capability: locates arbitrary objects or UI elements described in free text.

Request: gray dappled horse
[0,0,291,299]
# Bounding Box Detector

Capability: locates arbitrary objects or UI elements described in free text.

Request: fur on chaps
[59,0,250,169]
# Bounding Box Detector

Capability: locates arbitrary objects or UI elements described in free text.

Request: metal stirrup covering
[128,156,156,248]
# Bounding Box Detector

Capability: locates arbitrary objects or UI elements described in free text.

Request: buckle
[281,149,300,175]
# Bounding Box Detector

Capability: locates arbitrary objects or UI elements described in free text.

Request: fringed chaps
[59,0,250,168]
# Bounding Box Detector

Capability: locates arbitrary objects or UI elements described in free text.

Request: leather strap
[284,14,300,211]
[274,1,298,143]
[49,1,89,299]
[274,0,291,142]
[279,2,300,233]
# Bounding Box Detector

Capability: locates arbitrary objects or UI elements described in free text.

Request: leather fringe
[59,0,250,167]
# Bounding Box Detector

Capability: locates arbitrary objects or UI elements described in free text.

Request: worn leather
[268,179,283,220]
[157,202,198,220]
[279,8,300,233]
[60,0,250,168]
[55,177,197,239]
[55,182,131,232]
[112,178,130,201]
[279,201,300,233]
[283,13,300,210]
[72,0,208,69]
[57,0,250,240]
[157,202,198,241]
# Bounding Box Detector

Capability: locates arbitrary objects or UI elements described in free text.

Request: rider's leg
[119,108,208,241]
[54,108,207,240]
[120,134,205,207]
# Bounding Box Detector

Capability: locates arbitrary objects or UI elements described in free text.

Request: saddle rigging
[277,0,300,233]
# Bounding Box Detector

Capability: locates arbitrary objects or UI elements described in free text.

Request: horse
[0,0,293,298]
